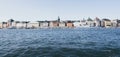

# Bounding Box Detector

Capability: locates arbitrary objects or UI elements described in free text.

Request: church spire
[58,16,60,22]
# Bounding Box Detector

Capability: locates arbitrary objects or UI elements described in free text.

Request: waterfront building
[28,21,39,29]
[116,20,120,27]
[49,21,59,28]
[37,21,49,28]
[66,21,74,28]
[111,19,118,27]
[101,19,112,28]
[20,21,26,29]
[94,17,101,27]
[7,21,17,29]
[59,21,66,28]
[41,21,49,28]
[12,22,16,27]
[86,18,95,27]
[37,21,44,28]
[73,21,80,28]
[79,19,88,27]
[20,21,30,29]
[7,19,15,28]
[14,21,23,29]
[1,17,120,29]
[49,17,60,28]
[2,22,7,28]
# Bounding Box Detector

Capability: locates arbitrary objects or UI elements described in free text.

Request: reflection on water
[0,28,120,57]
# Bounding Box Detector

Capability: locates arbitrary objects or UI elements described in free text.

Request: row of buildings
[0,17,120,29]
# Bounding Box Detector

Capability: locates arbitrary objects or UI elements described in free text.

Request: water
[0,28,120,57]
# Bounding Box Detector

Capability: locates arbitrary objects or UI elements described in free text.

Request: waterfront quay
[0,17,120,29]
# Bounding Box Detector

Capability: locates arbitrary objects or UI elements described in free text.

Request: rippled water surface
[0,28,120,57]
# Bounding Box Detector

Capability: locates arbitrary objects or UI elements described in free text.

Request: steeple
[58,16,60,22]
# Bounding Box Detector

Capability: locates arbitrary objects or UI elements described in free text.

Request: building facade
[94,17,101,27]
[59,22,66,28]
[73,22,80,28]
[28,21,39,29]
[101,19,112,28]
[66,21,74,28]
[86,18,95,27]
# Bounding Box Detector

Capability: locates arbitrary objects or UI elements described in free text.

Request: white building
[49,21,59,28]
[101,19,112,28]
[28,21,39,29]
[1,22,7,28]
[73,22,80,28]
[94,17,101,27]
[111,19,118,27]
[59,22,66,28]
[79,19,88,27]
[86,18,95,27]
[40,22,49,28]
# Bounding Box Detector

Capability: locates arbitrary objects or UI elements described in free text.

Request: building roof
[81,19,86,22]
[94,17,100,21]
[21,21,30,23]
[2,22,7,24]
[87,18,93,21]
[102,18,111,21]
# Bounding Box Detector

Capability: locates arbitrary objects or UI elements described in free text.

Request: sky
[0,0,120,21]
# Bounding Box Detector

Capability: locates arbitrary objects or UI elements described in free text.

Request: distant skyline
[0,0,120,21]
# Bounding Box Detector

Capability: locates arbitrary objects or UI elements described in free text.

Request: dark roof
[66,20,74,23]
[21,21,30,23]
[102,19,111,21]
[15,21,20,23]
[2,22,7,24]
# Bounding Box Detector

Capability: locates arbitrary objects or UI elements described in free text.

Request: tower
[58,16,60,22]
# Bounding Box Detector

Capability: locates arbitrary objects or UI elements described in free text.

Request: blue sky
[0,0,120,21]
